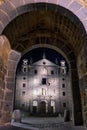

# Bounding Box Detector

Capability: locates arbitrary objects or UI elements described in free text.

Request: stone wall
[0,35,21,124]
[0,35,11,124]
[77,36,87,125]
[2,50,21,124]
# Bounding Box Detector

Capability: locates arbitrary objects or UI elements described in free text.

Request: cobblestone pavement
[0,124,86,130]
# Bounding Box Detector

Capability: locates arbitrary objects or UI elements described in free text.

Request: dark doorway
[33,106,37,114]
[50,106,53,113]
[40,101,46,114]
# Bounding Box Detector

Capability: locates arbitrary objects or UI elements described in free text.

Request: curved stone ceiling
[2,3,86,57]
[0,0,87,33]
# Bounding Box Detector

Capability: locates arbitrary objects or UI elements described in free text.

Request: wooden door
[40,101,46,114]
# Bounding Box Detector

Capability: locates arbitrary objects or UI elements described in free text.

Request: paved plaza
[0,124,86,130]
[0,125,31,130]
[11,117,87,130]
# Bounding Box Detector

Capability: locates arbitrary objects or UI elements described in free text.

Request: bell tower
[22,59,28,73]
[60,60,66,75]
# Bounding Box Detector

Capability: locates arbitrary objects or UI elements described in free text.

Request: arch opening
[12,44,81,126]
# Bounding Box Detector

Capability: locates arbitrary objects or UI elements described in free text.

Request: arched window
[42,88,46,95]
[33,101,38,106]
[51,101,55,107]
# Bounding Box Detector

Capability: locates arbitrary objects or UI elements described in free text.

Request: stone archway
[0,35,84,125]
[18,43,83,125]
[0,2,87,126]
[0,0,87,33]
[9,42,83,126]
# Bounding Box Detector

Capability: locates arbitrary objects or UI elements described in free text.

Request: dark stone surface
[5,92,13,101]
[64,110,70,122]
[1,112,11,123]
[0,125,31,130]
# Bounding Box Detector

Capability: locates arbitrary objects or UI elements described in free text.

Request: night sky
[17,47,69,70]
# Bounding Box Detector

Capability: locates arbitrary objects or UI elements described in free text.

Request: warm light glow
[0,0,11,5]
[0,0,4,5]
[78,0,87,7]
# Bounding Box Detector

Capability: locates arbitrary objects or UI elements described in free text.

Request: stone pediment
[32,59,57,67]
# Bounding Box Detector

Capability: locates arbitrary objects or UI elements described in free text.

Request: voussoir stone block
[1,112,11,124]
[6,82,15,90]
[8,50,21,62]
[7,61,17,70]
[3,101,13,111]
[7,70,15,77]
[5,91,13,101]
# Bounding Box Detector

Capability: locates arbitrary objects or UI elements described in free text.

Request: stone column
[77,38,87,126]
[1,50,21,124]
[0,35,21,124]
[70,60,83,125]
[0,35,11,124]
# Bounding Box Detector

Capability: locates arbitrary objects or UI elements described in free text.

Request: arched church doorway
[40,101,46,114]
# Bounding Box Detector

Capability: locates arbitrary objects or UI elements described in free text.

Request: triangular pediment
[32,58,57,67]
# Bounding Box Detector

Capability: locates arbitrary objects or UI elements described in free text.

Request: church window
[22,103,25,107]
[23,77,26,80]
[34,70,37,74]
[61,68,66,74]
[23,83,26,87]
[42,88,46,95]
[51,101,55,106]
[62,69,64,74]
[42,78,46,85]
[63,92,65,96]
[51,70,54,75]
[63,102,66,107]
[33,101,38,106]
[43,62,46,65]
[22,91,25,95]
[62,78,65,81]
[62,84,65,88]
[24,67,27,72]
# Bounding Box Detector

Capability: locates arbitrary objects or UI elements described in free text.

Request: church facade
[15,55,72,115]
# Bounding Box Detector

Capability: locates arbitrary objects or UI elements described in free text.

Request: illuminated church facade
[15,54,72,115]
